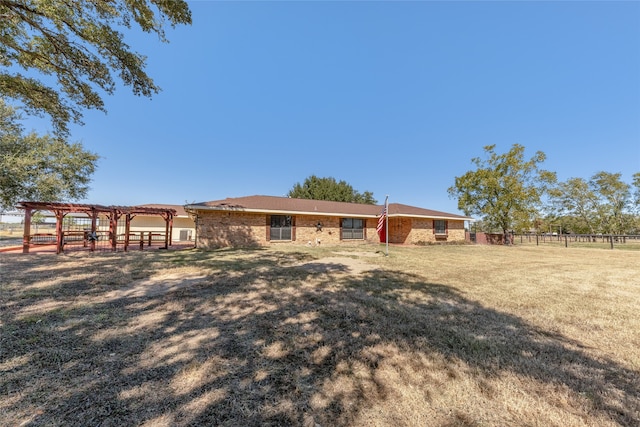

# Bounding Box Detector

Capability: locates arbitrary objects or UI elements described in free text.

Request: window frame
[433,219,448,236]
[269,215,294,241]
[341,217,365,240]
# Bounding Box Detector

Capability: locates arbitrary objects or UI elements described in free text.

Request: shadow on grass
[1,249,638,426]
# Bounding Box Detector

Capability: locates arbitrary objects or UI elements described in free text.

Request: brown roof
[386,203,471,219]
[139,204,188,217]
[186,195,470,220]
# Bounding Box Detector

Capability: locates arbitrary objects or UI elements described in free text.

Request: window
[434,220,447,235]
[342,218,364,240]
[270,215,293,241]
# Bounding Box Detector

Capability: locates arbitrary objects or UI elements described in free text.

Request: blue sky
[23,1,640,214]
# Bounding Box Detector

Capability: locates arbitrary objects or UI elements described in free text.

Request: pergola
[17,202,176,254]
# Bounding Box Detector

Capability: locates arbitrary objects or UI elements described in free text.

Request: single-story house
[185,195,472,249]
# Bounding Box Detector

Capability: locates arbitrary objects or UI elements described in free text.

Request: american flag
[376,205,386,233]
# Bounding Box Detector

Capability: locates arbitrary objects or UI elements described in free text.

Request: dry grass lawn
[1,244,639,426]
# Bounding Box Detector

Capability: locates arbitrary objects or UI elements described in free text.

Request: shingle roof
[186,195,470,220]
[386,203,471,220]
[139,204,188,217]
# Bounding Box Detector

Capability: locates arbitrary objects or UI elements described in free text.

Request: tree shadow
[1,251,638,426]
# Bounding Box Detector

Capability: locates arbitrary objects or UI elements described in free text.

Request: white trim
[185,205,379,218]
[393,214,469,220]
[184,205,470,221]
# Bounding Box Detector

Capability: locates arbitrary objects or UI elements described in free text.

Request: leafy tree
[448,144,556,239]
[554,214,592,235]
[288,175,377,204]
[0,0,191,135]
[548,177,599,234]
[549,172,639,235]
[549,215,582,235]
[0,100,97,210]
[30,210,45,232]
[468,219,499,233]
[590,171,633,234]
[632,172,640,232]
[633,173,640,209]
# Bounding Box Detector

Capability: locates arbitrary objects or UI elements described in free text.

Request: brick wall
[387,217,411,244]
[404,218,466,244]
[195,210,465,248]
[196,211,265,249]
[294,215,339,245]
[295,216,380,246]
[380,218,458,244]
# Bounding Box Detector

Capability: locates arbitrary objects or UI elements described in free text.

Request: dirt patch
[106,271,208,299]
[296,255,379,275]
[108,254,377,300]
[332,250,383,258]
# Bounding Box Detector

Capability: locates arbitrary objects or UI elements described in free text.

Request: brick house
[185,195,471,249]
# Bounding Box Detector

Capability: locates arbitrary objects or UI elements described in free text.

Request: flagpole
[385,195,389,257]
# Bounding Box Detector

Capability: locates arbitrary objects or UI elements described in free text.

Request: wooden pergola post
[109,210,120,252]
[22,208,32,253]
[55,210,64,254]
[163,214,170,249]
[169,215,173,245]
[124,213,131,252]
[90,209,98,252]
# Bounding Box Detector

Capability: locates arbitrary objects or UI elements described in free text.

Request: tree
[0,0,191,135]
[0,100,98,210]
[287,175,377,204]
[549,172,638,235]
[633,173,640,206]
[632,172,640,233]
[448,144,556,240]
[30,210,45,232]
[589,171,633,234]
[548,177,599,234]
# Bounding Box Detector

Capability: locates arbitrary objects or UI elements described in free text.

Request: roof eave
[185,205,471,220]
[185,204,378,218]
[390,214,472,220]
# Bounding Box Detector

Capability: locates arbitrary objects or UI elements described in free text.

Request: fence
[513,233,640,250]
[20,230,169,252]
[116,232,167,247]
